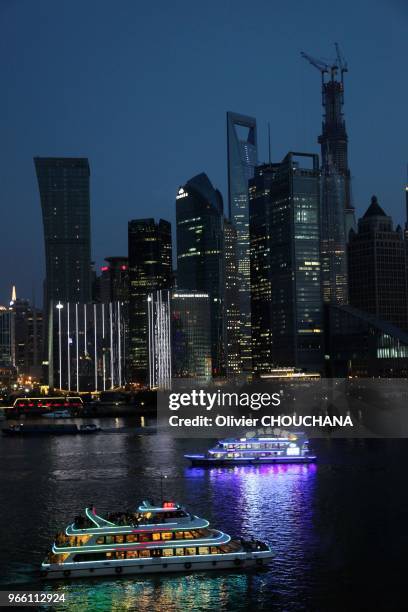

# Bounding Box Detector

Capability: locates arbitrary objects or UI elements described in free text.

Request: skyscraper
[147,289,212,389]
[176,173,224,376]
[34,157,92,307]
[320,166,348,304]
[348,196,408,331]
[223,219,241,377]
[227,112,258,371]
[128,219,172,384]
[10,289,43,378]
[302,47,354,304]
[0,305,14,367]
[100,257,129,303]
[249,153,323,373]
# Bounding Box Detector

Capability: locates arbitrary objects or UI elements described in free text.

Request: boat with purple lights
[185,433,316,466]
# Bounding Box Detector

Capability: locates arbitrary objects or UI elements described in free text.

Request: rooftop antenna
[268,122,271,164]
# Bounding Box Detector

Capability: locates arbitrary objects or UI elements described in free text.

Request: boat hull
[41,551,273,579]
[185,455,316,466]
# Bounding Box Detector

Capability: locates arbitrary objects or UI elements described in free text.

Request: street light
[56,302,64,390]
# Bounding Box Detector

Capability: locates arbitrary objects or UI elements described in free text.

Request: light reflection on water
[0,430,407,610]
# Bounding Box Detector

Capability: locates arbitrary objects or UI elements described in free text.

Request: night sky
[1,0,407,305]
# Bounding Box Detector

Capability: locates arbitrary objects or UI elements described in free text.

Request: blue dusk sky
[0,0,407,304]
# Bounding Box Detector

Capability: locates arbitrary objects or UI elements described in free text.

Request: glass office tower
[227,112,258,372]
[249,153,323,374]
[128,219,172,384]
[34,157,92,307]
[176,173,224,376]
[147,289,212,389]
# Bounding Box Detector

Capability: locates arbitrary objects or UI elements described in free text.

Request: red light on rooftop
[101,266,109,272]
[163,501,175,509]
[121,265,127,271]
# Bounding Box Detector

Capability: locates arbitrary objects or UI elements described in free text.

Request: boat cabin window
[152,533,161,541]
[115,535,124,544]
[139,550,150,558]
[198,546,210,555]
[96,536,104,545]
[161,532,173,540]
[210,547,218,554]
[126,534,137,543]
[105,535,114,544]
[175,531,184,539]
[163,549,174,557]
[183,531,193,539]
[126,551,138,559]
[139,534,150,542]
[175,547,184,556]
[185,547,196,556]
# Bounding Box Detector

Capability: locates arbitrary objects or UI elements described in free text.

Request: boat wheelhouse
[41,501,272,579]
[185,433,316,466]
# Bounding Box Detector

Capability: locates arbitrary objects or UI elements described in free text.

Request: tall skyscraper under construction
[227,112,258,371]
[302,45,354,305]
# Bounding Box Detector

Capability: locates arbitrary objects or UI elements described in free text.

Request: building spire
[11,285,16,303]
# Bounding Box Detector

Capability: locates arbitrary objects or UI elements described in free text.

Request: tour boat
[41,501,273,579]
[185,433,316,466]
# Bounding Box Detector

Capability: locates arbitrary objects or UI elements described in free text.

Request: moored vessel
[41,501,272,579]
[185,433,316,466]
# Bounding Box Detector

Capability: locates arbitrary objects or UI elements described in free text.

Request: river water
[0,418,406,611]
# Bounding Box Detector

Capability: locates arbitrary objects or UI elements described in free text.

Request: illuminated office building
[148,289,212,389]
[128,219,172,384]
[10,289,43,378]
[249,153,323,374]
[224,219,241,377]
[0,305,14,367]
[227,112,258,371]
[48,301,125,391]
[176,173,224,376]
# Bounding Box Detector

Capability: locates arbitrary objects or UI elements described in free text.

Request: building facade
[223,219,241,377]
[227,112,258,371]
[148,289,212,389]
[249,153,323,374]
[348,197,408,332]
[10,293,43,378]
[128,219,172,384]
[100,257,129,303]
[34,157,92,307]
[326,303,408,377]
[176,173,224,376]
[48,301,126,392]
[0,305,14,367]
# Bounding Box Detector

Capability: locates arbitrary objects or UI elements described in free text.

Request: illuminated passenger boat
[185,433,316,466]
[41,501,272,579]
[11,396,83,416]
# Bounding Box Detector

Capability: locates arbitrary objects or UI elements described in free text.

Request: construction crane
[335,42,348,83]
[300,51,338,83]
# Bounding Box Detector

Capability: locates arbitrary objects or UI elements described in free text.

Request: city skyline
[1,0,407,302]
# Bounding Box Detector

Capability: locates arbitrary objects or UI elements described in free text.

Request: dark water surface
[0,419,407,611]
